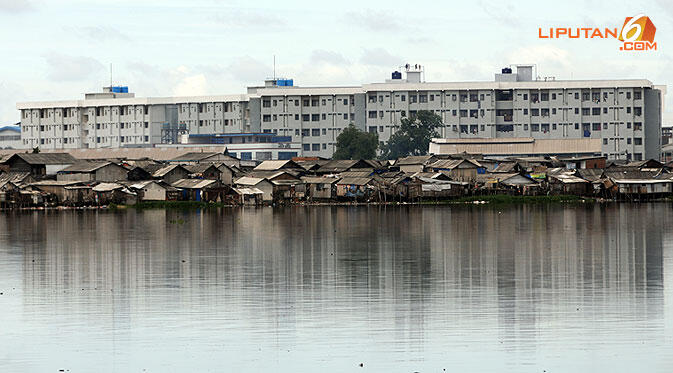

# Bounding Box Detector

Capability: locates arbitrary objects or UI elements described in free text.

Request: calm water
[0,204,672,372]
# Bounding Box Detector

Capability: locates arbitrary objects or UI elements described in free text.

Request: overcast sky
[1,0,672,124]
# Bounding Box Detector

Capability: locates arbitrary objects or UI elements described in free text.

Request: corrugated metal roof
[0,172,31,184]
[396,155,435,165]
[253,160,300,171]
[604,170,661,180]
[153,164,186,177]
[548,174,589,184]
[5,153,77,165]
[0,125,20,133]
[232,187,264,195]
[92,182,125,192]
[185,163,220,174]
[59,161,116,173]
[171,178,219,189]
[234,176,266,186]
[431,138,601,156]
[428,158,481,169]
[301,176,339,184]
[339,171,373,178]
[246,170,300,180]
[170,152,232,162]
[0,146,230,161]
[336,177,374,186]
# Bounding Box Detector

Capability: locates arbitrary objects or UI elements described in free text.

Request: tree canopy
[332,124,379,160]
[381,110,442,159]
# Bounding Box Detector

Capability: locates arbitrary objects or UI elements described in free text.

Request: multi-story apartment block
[248,85,365,158]
[17,86,250,151]
[16,65,663,161]
[361,65,662,161]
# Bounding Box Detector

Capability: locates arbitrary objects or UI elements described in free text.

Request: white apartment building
[17,87,250,151]
[0,125,22,149]
[16,65,664,160]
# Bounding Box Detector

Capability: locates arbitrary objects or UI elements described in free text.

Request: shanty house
[152,164,190,185]
[301,177,339,200]
[128,180,179,201]
[335,177,378,199]
[395,155,437,173]
[427,159,483,182]
[57,161,129,182]
[126,166,153,181]
[547,173,591,195]
[170,152,239,168]
[171,179,226,202]
[234,176,274,202]
[610,179,673,199]
[230,187,264,206]
[2,153,76,177]
[92,183,137,205]
[185,163,222,180]
[415,177,468,199]
[216,163,237,185]
[316,159,380,175]
[253,159,302,172]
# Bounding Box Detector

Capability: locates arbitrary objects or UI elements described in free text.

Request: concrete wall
[139,182,167,201]
[644,88,662,160]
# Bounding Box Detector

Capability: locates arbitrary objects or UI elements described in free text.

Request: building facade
[16,65,664,161]
[0,125,21,149]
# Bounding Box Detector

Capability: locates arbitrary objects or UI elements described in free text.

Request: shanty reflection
[0,204,670,372]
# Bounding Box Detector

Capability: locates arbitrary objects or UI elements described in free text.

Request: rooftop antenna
[273,55,276,80]
[109,63,113,87]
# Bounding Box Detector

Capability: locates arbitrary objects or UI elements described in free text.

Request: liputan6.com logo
[618,14,656,50]
[538,14,657,51]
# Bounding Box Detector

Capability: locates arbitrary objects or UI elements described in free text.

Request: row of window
[263,97,354,108]
[96,135,149,143]
[603,138,642,145]
[366,90,644,104]
[450,122,643,133]
[262,113,355,122]
[198,119,235,127]
[301,143,331,151]
[194,103,235,113]
[96,122,149,130]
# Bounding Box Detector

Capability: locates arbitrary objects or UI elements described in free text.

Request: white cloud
[360,48,402,67]
[212,9,288,31]
[43,53,105,82]
[310,50,350,66]
[0,81,25,124]
[64,26,131,42]
[344,9,403,32]
[0,0,34,13]
[225,56,271,82]
[505,45,571,73]
[172,73,208,97]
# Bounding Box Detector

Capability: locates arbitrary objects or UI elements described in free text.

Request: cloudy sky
[1,0,672,124]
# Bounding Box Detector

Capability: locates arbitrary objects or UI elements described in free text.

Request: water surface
[0,204,672,372]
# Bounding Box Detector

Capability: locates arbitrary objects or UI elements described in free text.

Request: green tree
[381,110,442,159]
[332,124,378,160]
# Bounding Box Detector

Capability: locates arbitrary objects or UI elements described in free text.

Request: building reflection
[12,204,668,357]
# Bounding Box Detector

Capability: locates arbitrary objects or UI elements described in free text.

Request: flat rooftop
[17,78,656,109]
[430,137,602,156]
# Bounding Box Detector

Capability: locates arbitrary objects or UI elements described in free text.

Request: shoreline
[2,195,671,211]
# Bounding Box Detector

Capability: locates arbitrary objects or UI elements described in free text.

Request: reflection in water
[0,204,671,372]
